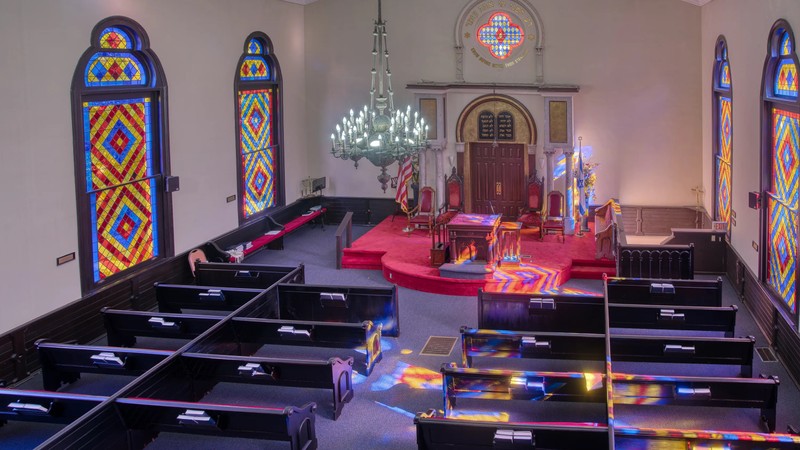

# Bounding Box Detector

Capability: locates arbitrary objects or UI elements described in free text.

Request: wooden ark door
[469,143,525,219]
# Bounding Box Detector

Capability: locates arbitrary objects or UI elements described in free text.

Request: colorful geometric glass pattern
[477,12,524,60]
[716,96,732,230]
[84,98,158,282]
[247,38,263,55]
[99,27,132,49]
[85,52,146,87]
[775,58,798,98]
[781,30,792,56]
[239,89,275,217]
[719,61,731,89]
[768,108,800,313]
[83,98,153,190]
[240,56,270,81]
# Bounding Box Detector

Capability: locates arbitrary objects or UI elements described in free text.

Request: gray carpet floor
[6,223,800,449]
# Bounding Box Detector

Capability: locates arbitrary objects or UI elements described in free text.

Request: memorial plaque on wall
[548,100,568,144]
[478,111,495,140]
[419,98,438,140]
[497,111,514,141]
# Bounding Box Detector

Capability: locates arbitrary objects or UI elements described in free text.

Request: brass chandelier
[330,0,428,192]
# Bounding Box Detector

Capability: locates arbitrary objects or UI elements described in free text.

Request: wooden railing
[335,211,354,269]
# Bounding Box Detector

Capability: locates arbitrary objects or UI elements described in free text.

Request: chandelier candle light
[330,0,429,192]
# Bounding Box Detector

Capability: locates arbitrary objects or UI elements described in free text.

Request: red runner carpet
[342,216,614,296]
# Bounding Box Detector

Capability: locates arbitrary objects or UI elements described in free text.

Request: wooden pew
[460,328,756,377]
[102,308,221,347]
[36,340,171,391]
[242,283,400,337]
[179,353,353,420]
[0,388,105,426]
[155,284,265,314]
[605,276,723,306]
[440,364,779,432]
[416,412,800,450]
[478,290,737,336]
[415,411,611,450]
[194,262,305,289]
[36,339,354,421]
[36,397,318,450]
[189,317,383,376]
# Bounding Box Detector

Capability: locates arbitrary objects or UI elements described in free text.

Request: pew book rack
[415,276,800,449]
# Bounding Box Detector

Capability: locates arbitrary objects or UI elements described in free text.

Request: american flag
[395,157,414,213]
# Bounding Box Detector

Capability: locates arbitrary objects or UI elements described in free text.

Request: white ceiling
[282,0,714,6]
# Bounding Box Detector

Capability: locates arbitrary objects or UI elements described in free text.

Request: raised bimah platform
[440,213,501,279]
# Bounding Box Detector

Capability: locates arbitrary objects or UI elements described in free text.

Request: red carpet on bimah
[342,216,615,296]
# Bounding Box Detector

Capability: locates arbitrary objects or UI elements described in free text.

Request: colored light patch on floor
[371,361,442,391]
[374,401,416,419]
[448,410,510,422]
[487,263,562,293]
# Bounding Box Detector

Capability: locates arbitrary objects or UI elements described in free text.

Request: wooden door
[469,143,525,219]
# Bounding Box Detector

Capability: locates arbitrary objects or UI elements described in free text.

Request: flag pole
[576,136,585,237]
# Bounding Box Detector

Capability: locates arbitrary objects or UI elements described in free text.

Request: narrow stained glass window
[768,108,799,314]
[235,32,283,222]
[72,17,172,292]
[713,36,732,237]
[762,21,800,322]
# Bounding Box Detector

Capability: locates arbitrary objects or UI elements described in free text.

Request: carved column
[455,46,464,83]
[418,148,428,190]
[563,148,575,235]
[431,143,446,210]
[544,148,556,195]
[535,47,544,83]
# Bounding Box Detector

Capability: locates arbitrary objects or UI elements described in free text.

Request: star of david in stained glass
[243,150,275,217]
[90,179,159,282]
[768,198,796,313]
[477,13,525,60]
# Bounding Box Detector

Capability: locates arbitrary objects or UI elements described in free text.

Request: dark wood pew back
[605,276,723,306]
[102,308,222,347]
[242,283,400,337]
[155,284,265,314]
[194,262,304,289]
[0,389,105,425]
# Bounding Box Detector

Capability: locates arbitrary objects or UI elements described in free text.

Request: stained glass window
[239,89,275,217]
[713,37,732,237]
[767,108,799,314]
[72,17,171,292]
[477,12,525,60]
[235,32,283,222]
[763,21,800,321]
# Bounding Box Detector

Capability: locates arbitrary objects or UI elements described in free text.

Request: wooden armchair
[541,190,566,243]
[517,176,544,230]
[437,168,463,225]
[408,186,436,235]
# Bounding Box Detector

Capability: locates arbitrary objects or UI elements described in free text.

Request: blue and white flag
[577,149,587,217]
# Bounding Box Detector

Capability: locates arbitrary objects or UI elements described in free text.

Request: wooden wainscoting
[620,205,707,235]
[726,243,800,386]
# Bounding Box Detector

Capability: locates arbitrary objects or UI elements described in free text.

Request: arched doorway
[456,94,537,218]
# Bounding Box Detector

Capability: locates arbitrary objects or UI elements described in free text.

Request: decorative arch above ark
[454,0,545,82]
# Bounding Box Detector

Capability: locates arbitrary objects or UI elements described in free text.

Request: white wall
[700,0,800,274]
[305,0,703,206]
[0,0,306,332]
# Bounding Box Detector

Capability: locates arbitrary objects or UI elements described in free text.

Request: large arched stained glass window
[234,32,284,223]
[71,17,173,292]
[761,20,800,323]
[713,36,732,237]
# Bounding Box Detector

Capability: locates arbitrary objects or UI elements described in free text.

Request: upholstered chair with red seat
[408,186,436,235]
[437,168,463,225]
[517,176,544,231]
[541,190,566,242]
